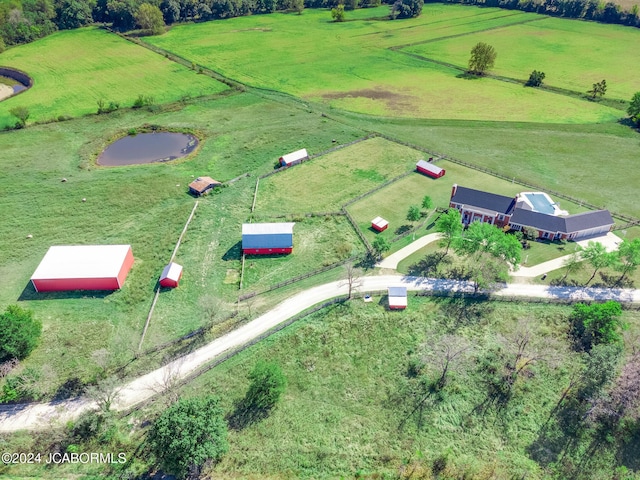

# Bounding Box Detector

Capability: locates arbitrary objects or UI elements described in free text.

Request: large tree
[614,238,640,285]
[0,305,42,362]
[435,208,462,255]
[245,361,287,411]
[135,2,165,34]
[390,0,423,19]
[453,221,522,292]
[407,205,421,223]
[628,91,640,126]
[570,301,625,352]
[148,396,228,478]
[372,236,391,258]
[468,42,497,75]
[582,241,614,285]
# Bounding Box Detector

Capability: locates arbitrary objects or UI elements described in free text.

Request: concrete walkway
[376,233,442,269]
[1,274,639,433]
[513,232,622,278]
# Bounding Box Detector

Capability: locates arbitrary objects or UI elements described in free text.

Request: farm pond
[97,132,198,166]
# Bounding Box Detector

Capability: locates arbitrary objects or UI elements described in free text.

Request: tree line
[435,0,640,28]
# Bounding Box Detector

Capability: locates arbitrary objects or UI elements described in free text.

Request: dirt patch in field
[321,88,415,113]
[0,84,13,101]
[230,28,272,32]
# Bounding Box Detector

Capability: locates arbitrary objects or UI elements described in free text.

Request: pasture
[144,5,622,122]
[254,137,422,213]
[167,298,640,478]
[0,27,228,128]
[406,16,640,100]
[0,92,366,391]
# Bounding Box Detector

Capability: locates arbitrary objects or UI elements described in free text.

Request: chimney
[451,184,458,199]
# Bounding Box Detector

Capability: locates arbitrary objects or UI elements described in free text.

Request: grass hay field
[406,16,640,100]
[0,27,229,128]
[144,5,622,122]
[255,137,423,213]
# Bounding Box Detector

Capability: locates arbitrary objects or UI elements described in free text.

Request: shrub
[0,305,42,362]
[525,70,546,87]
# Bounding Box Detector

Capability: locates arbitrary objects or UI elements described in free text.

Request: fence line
[343,208,372,254]
[251,178,259,213]
[225,172,250,186]
[250,211,345,222]
[342,169,415,208]
[238,255,358,301]
[239,254,246,290]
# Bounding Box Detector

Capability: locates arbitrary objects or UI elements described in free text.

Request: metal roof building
[416,159,445,178]
[388,286,408,310]
[242,223,295,254]
[31,245,134,292]
[279,148,308,167]
[371,216,389,232]
[159,262,183,288]
[188,176,221,196]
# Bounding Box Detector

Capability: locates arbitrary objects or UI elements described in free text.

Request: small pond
[0,67,33,101]
[97,132,198,166]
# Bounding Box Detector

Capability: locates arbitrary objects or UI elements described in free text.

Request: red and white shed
[159,262,183,288]
[31,245,134,292]
[371,216,389,232]
[279,148,308,167]
[388,286,408,310]
[416,159,445,179]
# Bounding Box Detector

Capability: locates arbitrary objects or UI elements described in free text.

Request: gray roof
[388,286,407,297]
[563,210,614,232]
[510,208,566,232]
[510,208,614,234]
[451,186,515,215]
[416,160,444,175]
[242,223,294,249]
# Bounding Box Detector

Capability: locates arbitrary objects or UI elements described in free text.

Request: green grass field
[0,92,367,390]
[147,298,640,478]
[255,137,422,213]
[144,5,622,122]
[405,16,640,100]
[0,27,228,128]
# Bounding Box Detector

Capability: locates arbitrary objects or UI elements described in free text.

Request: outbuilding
[388,286,408,310]
[159,262,183,288]
[31,245,134,292]
[242,223,295,254]
[416,159,445,179]
[279,148,308,167]
[188,176,221,196]
[371,216,389,232]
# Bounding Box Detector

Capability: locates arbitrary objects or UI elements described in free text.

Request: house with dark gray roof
[449,184,614,241]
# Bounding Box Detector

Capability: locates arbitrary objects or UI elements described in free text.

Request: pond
[97,132,198,166]
[0,67,33,101]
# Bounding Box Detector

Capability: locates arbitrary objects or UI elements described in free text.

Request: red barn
[159,262,183,288]
[371,216,389,232]
[279,148,308,167]
[31,245,134,292]
[242,223,295,254]
[416,159,445,179]
[388,286,408,310]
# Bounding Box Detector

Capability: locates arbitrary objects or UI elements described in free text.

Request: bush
[0,305,42,362]
[245,361,287,410]
[331,4,345,21]
[525,70,546,87]
[148,396,228,478]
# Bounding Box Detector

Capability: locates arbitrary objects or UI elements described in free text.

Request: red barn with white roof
[31,245,134,292]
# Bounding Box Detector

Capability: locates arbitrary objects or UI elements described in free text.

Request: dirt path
[1,274,639,432]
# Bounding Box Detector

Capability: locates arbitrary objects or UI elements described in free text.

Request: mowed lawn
[0,27,228,128]
[145,5,621,122]
[255,137,423,213]
[406,16,640,100]
[347,159,590,246]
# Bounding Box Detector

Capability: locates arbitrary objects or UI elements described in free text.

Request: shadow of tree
[407,252,450,277]
[227,398,273,431]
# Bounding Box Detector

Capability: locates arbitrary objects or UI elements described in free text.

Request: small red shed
[279,148,308,167]
[160,262,183,288]
[388,286,408,310]
[371,216,389,232]
[416,159,445,179]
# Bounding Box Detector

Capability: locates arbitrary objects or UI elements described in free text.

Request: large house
[449,184,614,241]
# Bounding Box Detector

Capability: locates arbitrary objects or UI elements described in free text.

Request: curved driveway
[1,274,639,432]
